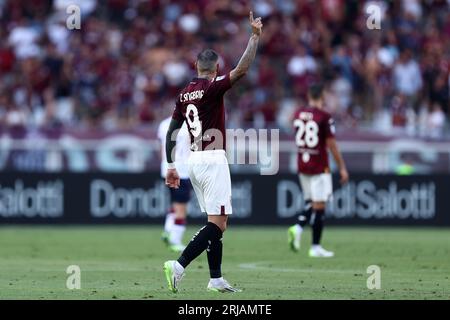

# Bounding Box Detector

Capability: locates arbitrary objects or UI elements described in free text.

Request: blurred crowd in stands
[0,0,449,139]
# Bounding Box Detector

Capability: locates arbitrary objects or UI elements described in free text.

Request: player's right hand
[166,169,180,189]
[340,168,349,185]
[249,11,262,36]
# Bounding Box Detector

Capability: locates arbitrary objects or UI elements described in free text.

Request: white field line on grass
[238,262,362,274]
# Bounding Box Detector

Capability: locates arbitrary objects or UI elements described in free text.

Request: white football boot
[163,260,185,293]
[288,224,302,252]
[309,245,334,258]
[207,277,242,293]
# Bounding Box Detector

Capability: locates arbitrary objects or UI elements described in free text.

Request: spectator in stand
[0,0,448,137]
[287,43,318,98]
[427,103,446,139]
[392,49,423,111]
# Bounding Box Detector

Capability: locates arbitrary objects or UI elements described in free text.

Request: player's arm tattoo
[230,34,260,84]
[165,118,184,164]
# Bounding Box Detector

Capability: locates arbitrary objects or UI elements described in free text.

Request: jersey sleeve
[324,114,336,139]
[208,73,232,96]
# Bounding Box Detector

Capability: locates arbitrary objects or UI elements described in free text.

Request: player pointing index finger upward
[163,11,263,293]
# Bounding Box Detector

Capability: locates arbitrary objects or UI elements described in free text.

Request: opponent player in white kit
[157,117,192,253]
[163,12,263,293]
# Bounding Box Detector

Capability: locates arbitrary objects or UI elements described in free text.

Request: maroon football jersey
[172,73,232,151]
[293,106,335,175]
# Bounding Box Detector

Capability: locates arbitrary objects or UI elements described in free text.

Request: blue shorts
[169,179,192,204]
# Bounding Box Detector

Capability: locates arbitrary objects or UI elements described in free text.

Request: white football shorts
[299,173,333,203]
[188,150,232,215]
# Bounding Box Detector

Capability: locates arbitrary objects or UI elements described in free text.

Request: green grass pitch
[0,226,449,300]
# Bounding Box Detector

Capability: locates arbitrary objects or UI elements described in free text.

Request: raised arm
[230,11,263,85]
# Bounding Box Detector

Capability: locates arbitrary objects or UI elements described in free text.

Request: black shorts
[169,179,192,204]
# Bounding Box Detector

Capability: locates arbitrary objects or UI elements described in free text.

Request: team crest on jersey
[191,142,199,151]
[302,152,310,163]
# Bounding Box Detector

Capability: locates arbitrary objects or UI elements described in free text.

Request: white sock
[211,277,224,284]
[170,224,186,245]
[175,261,185,273]
[312,244,322,250]
[294,224,303,233]
[164,213,175,233]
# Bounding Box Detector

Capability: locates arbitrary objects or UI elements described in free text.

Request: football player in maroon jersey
[288,83,349,257]
[163,11,263,293]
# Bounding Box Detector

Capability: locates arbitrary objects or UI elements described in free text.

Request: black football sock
[206,227,223,279]
[311,209,325,245]
[297,200,312,228]
[177,222,221,269]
